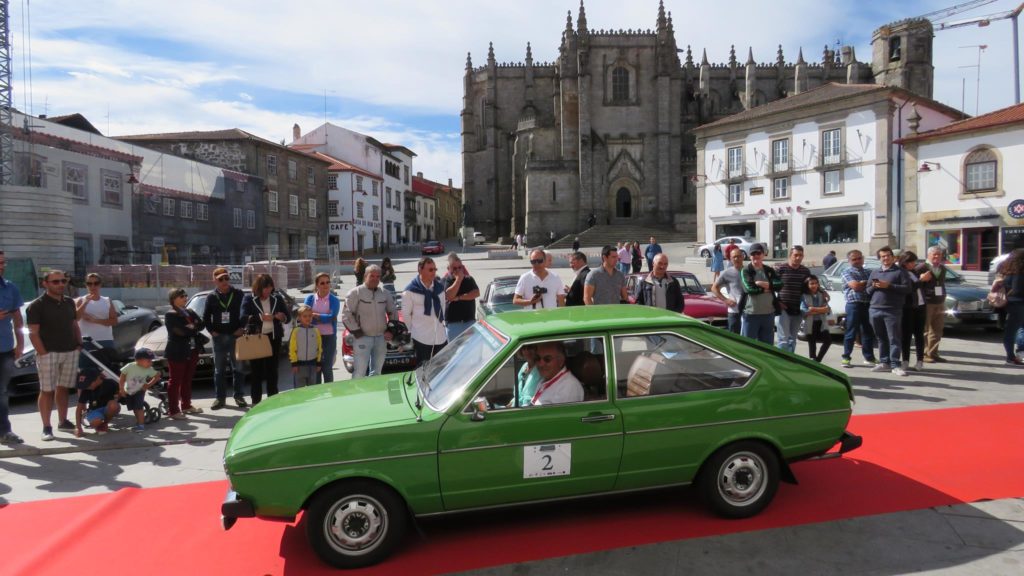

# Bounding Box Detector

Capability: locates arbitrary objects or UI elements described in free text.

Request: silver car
[697,236,759,258]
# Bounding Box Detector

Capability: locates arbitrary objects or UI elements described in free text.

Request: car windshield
[490,283,518,303]
[419,322,507,411]
[674,275,707,295]
[187,295,207,317]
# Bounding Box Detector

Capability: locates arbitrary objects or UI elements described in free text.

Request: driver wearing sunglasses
[526,342,583,406]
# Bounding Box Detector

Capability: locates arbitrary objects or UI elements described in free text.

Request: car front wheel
[700,249,711,258]
[700,441,780,519]
[306,480,408,569]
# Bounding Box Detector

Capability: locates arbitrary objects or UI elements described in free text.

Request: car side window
[466,337,608,412]
[613,333,753,398]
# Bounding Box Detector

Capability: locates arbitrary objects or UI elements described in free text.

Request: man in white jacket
[403,258,448,365]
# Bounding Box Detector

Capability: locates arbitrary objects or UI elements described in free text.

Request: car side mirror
[470,397,488,421]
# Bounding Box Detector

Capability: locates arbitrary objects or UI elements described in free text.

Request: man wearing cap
[74,366,120,437]
[202,268,247,410]
[27,269,81,441]
[739,243,783,345]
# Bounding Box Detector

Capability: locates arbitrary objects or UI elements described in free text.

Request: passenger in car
[529,342,584,406]
[513,344,540,407]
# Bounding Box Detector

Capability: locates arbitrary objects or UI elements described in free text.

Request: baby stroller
[79,338,163,425]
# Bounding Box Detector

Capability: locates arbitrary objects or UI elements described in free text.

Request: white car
[698,236,759,258]
[470,231,487,245]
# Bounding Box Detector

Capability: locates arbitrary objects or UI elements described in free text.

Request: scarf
[406,275,445,322]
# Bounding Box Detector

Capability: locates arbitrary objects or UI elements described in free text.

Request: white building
[310,152,383,255]
[901,102,1024,271]
[693,83,963,261]
[291,123,416,247]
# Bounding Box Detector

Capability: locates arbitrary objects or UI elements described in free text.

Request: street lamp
[918,161,941,173]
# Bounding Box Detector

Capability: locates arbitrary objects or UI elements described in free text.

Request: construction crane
[917,0,1000,24]
[0,0,12,185]
[936,3,1024,104]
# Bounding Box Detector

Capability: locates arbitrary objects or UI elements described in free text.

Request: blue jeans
[1004,302,1024,361]
[446,320,474,342]
[742,314,775,345]
[775,312,802,352]
[319,333,337,383]
[0,351,14,434]
[870,308,903,368]
[212,333,245,401]
[352,334,388,378]
[726,313,742,334]
[843,302,876,361]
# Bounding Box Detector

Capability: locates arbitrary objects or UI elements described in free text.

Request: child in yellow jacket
[289,306,323,387]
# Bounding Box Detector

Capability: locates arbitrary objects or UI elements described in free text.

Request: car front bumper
[221,489,255,530]
[342,351,417,374]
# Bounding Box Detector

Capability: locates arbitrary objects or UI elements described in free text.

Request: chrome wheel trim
[324,494,388,555]
[716,450,767,506]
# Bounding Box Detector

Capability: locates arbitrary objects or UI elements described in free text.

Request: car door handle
[580,414,616,423]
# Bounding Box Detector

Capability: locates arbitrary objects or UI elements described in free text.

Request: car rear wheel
[700,441,779,519]
[700,249,711,258]
[306,480,408,569]
[147,322,161,332]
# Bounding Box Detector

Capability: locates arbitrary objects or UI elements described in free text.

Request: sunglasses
[49,279,68,285]
[216,276,230,282]
[86,281,100,286]
[530,259,544,265]
[317,281,331,285]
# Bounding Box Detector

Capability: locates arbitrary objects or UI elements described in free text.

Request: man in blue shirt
[644,236,662,272]
[840,250,878,368]
[0,251,25,444]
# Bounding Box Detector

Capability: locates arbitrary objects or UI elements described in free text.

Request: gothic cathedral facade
[461,1,934,241]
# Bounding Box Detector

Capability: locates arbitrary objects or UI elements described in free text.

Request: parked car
[133,289,297,381]
[11,300,162,397]
[477,275,521,317]
[624,271,729,327]
[470,232,487,246]
[221,306,860,568]
[821,257,997,328]
[697,236,758,259]
[421,241,445,255]
[340,319,417,375]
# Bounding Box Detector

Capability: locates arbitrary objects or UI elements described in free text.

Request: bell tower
[871,18,934,99]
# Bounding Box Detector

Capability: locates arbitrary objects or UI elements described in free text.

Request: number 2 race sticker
[523,443,571,478]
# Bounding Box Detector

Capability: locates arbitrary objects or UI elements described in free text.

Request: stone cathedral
[461,1,934,241]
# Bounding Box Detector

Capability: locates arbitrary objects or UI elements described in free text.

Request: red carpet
[4,403,1024,576]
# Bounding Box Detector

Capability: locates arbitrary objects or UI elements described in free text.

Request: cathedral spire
[729,45,737,68]
[487,42,495,67]
[685,44,694,67]
[526,42,533,65]
[746,47,755,66]
[701,48,709,67]
[465,52,473,72]
[565,10,573,33]
[577,0,588,33]
[796,47,805,65]
[667,11,675,36]
[657,0,667,32]
[777,45,785,67]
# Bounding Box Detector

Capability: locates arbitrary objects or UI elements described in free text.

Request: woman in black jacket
[165,288,205,419]
[240,274,292,404]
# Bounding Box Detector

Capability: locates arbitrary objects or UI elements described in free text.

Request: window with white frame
[772,177,789,200]
[180,200,193,219]
[266,154,277,176]
[771,138,789,172]
[328,200,339,217]
[965,148,997,192]
[233,208,242,228]
[327,174,338,190]
[403,166,409,185]
[373,206,379,221]
[728,146,743,178]
[196,203,209,221]
[308,198,317,219]
[101,170,122,206]
[289,194,299,216]
[268,190,279,213]
[356,202,364,219]
[394,190,400,207]
[287,159,297,181]
[355,176,364,191]
[372,181,379,196]
[64,162,88,201]
[307,167,315,186]
[246,209,255,229]
[823,170,842,195]
[807,214,858,244]
[386,187,392,208]
[821,128,841,166]
[728,183,743,204]
[163,197,175,216]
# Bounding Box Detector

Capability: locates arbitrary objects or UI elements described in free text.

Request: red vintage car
[625,271,729,328]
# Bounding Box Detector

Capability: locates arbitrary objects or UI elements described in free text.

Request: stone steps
[547,225,697,250]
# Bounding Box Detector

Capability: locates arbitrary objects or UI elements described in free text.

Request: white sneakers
[892,367,908,377]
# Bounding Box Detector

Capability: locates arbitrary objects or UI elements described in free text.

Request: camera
[533,286,548,295]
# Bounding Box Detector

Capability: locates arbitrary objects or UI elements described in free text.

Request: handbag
[235,333,272,361]
[987,278,1007,309]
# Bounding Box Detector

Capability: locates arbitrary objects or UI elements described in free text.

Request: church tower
[871,18,934,98]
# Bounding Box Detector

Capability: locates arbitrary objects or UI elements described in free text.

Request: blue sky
[9,0,1023,186]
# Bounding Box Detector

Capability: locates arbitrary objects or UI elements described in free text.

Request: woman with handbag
[240,274,292,404]
[996,249,1024,366]
[165,288,205,419]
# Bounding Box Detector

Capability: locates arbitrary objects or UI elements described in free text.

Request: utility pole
[959,44,987,115]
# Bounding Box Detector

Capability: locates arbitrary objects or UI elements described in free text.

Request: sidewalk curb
[0,436,226,459]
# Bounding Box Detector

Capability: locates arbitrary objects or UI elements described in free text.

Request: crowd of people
[2,241,1022,445]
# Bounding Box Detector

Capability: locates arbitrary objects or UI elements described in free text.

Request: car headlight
[15,350,36,368]
[945,296,957,313]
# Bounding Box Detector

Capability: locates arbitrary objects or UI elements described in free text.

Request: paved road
[2,242,1022,574]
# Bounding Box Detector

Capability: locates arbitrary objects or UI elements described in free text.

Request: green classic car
[221,306,860,568]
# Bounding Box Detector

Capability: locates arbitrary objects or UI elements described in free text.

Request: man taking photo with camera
[584,245,628,305]
[514,249,565,309]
